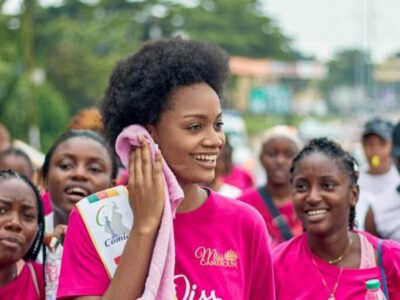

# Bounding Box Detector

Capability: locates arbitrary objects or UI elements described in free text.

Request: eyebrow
[183,112,222,119]
[56,153,108,162]
[0,199,37,210]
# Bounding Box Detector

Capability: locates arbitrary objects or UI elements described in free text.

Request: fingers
[153,148,163,189]
[140,136,153,185]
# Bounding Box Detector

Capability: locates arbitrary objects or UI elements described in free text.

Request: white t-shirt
[357,164,400,229]
[370,185,400,242]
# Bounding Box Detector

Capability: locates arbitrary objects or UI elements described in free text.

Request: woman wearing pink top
[57,38,274,300]
[239,125,303,248]
[0,170,45,300]
[272,138,400,299]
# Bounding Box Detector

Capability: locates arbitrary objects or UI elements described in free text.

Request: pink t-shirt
[238,187,302,248]
[272,232,400,300]
[221,166,254,190]
[57,190,274,300]
[0,261,44,300]
[41,191,53,216]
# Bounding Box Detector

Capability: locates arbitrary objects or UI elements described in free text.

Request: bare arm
[364,206,380,237]
[69,137,164,300]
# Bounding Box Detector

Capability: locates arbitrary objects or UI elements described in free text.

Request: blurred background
[1,0,400,176]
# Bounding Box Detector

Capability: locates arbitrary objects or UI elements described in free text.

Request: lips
[0,237,22,249]
[64,185,90,203]
[191,153,218,169]
[304,208,329,222]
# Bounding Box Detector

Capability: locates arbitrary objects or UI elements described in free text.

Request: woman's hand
[44,224,68,250]
[127,135,164,235]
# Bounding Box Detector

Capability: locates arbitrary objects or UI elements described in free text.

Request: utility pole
[21,0,40,149]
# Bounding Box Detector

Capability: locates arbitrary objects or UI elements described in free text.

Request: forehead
[263,136,298,150]
[53,137,110,161]
[0,178,37,207]
[166,83,221,115]
[294,152,345,176]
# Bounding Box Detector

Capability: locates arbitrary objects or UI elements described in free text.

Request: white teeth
[193,154,217,162]
[67,187,88,196]
[307,209,328,216]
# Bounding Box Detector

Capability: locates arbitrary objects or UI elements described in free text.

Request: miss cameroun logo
[96,202,129,247]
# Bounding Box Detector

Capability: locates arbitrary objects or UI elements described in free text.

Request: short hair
[0,170,45,261]
[0,147,34,173]
[290,137,359,230]
[41,130,118,180]
[101,37,229,148]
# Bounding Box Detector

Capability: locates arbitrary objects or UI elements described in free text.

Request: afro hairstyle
[101,37,229,147]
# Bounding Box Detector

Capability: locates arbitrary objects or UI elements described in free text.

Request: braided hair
[0,170,46,261]
[290,137,359,230]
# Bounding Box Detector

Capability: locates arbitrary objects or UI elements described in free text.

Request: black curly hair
[42,130,118,181]
[0,170,45,262]
[290,137,359,230]
[101,37,229,148]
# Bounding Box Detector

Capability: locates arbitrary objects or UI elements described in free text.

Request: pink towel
[115,125,184,300]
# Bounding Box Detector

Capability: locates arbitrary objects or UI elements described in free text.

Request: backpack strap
[257,186,293,241]
[27,262,40,299]
[378,239,389,299]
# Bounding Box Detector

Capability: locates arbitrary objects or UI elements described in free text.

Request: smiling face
[45,137,114,216]
[291,152,358,237]
[148,82,225,185]
[0,178,38,264]
[260,136,298,185]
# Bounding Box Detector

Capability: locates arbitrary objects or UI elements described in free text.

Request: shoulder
[212,190,265,228]
[238,187,260,203]
[272,234,305,264]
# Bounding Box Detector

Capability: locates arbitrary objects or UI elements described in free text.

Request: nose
[71,163,88,180]
[5,212,23,232]
[306,186,322,205]
[203,129,225,148]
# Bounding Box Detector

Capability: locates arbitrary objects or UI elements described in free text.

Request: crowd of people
[0,37,399,300]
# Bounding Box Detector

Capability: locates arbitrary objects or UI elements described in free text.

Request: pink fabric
[0,261,44,300]
[57,190,275,299]
[238,187,302,248]
[359,232,376,269]
[221,166,254,190]
[272,232,400,300]
[41,191,53,216]
[114,125,184,300]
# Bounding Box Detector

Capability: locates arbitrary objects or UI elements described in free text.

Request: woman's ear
[145,124,158,143]
[350,184,359,207]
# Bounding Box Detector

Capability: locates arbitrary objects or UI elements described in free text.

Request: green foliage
[320,48,372,100]
[0,0,302,149]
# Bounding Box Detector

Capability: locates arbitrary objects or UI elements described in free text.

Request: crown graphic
[224,250,238,261]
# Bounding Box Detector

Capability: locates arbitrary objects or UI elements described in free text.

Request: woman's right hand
[127,135,164,235]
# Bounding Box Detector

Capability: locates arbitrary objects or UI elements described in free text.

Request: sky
[263,0,400,62]
[3,0,400,63]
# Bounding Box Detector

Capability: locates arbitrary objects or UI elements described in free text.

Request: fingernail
[50,236,58,248]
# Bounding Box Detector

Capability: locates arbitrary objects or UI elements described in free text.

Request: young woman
[239,125,303,248]
[41,130,117,299]
[57,37,274,300]
[0,170,45,300]
[272,137,400,299]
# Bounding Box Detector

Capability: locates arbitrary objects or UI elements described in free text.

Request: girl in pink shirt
[273,137,400,299]
[57,38,275,300]
[239,125,303,248]
[0,170,46,300]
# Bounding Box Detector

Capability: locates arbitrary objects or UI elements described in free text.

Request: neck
[177,184,207,213]
[307,228,352,264]
[53,209,69,227]
[266,181,292,203]
[369,160,392,175]
[0,263,17,287]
